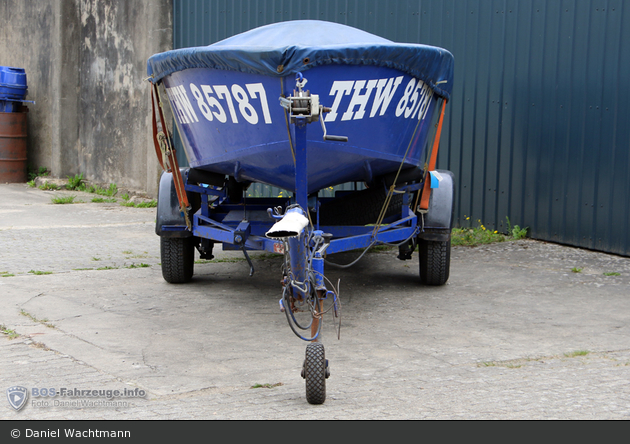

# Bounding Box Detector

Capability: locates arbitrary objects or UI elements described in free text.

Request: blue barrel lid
[0,66,28,100]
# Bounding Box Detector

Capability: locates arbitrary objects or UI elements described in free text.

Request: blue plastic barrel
[0,66,28,113]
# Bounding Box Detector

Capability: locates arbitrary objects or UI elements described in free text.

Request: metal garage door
[173,0,630,256]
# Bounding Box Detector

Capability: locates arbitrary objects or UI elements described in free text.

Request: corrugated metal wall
[173,0,630,256]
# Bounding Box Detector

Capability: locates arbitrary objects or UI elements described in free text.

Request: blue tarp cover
[147,20,454,100]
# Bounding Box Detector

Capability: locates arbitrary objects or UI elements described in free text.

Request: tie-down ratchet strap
[418,99,447,212]
[151,82,191,229]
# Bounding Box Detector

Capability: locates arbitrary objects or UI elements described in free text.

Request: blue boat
[147,20,455,404]
[148,20,453,193]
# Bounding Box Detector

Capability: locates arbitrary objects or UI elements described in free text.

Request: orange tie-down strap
[151,85,166,171]
[419,99,447,211]
[151,82,191,225]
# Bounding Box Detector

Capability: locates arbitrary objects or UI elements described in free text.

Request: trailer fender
[156,169,194,238]
[417,169,455,242]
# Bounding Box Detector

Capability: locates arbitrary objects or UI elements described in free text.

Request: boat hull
[163,64,439,193]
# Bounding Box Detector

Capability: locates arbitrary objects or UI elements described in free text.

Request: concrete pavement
[1,183,630,419]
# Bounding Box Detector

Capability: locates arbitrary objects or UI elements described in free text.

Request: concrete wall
[0,0,172,196]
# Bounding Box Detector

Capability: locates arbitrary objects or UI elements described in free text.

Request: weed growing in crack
[0,324,19,339]
[28,270,53,275]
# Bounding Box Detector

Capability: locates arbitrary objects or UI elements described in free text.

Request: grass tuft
[28,165,50,181]
[39,182,60,191]
[453,216,529,247]
[78,182,118,197]
[28,270,53,275]
[126,263,150,269]
[20,309,55,328]
[65,173,84,190]
[120,199,157,208]
[28,166,50,181]
[564,350,589,358]
[91,197,117,203]
[0,324,19,339]
[250,382,283,389]
[51,195,78,204]
[452,218,506,247]
[134,200,157,208]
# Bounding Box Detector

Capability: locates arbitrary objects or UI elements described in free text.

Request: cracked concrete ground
[1,183,630,419]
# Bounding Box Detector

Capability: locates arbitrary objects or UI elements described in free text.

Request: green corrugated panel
[173,0,630,256]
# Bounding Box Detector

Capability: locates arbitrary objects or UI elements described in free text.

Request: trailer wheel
[304,342,326,405]
[160,237,195,283]
[418,238,451,286]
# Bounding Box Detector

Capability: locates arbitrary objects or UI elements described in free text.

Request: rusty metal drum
[0,109,28,183]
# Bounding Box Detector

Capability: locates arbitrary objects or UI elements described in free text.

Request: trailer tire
[160,237,195,283]
[304,342,326,405]
[319,186,402,226]
[418,238,451,286]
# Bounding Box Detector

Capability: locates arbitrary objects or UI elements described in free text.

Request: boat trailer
[151,73,454,405]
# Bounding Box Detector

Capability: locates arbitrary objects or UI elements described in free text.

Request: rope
[371,116,423,240]
[280,78,296,165]
[324,241,376,269]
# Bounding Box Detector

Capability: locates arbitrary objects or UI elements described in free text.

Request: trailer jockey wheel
[303,342,327,405]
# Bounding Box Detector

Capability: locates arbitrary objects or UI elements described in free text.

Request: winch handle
[320,106,348,142]
[324,135,348,142]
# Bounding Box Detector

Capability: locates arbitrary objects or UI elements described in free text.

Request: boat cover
[147,20,454,100]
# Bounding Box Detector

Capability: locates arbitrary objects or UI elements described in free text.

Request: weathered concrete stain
[0,0,172,197]
[81,0,135,93]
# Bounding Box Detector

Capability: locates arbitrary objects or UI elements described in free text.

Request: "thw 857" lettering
[167,76,434,127]
[167,82,272,125]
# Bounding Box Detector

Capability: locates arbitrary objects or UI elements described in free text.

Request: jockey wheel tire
[304,342,326,405]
